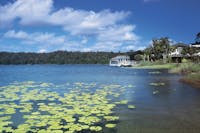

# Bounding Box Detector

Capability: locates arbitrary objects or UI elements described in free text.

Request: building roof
[172,43,188,48]
[193,52,200,56]
[111,55,130,60]
[191,43,200,48]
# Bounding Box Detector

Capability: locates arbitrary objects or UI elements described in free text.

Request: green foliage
[181,46,199,56]
[149,82,165,86]
[128,105,136,109]
[139,60,165,66]
[127,50,144,60]
[182,58,191,63]
[136,61,177,69]
[143,47,153,61]
[105,123,116,128]
[0,81,134,132]
[152,37,170,60]
[185,72,200,80]
[143,37,170,61]
[195,32,200,43]
[134,54,143,61]
[170,63,200,74]
[1,33,199,64]
[0,51,119,64]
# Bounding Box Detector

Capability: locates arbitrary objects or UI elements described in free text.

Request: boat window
[111,61,118,64]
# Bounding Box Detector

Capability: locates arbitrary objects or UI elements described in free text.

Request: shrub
[170,63,200,74]
[134,54,143,61]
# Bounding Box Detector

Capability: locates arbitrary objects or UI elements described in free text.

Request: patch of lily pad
[153,90,159,95]
[149,82,165,86]
[128,105,136,109]
[148,71,161,74]
[105,123,117,128]
[90,126,102,131]
[0,81,136,132]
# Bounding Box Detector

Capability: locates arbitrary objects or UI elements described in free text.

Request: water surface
[0,65,200,133]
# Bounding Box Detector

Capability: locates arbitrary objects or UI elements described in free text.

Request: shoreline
[180,78,200,88]
[132,63,177,69]
[132,62,200,88]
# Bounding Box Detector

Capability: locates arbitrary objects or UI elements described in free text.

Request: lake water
[0,65,200,133]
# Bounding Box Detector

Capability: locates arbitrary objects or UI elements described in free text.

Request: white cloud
[97,25,139,42]
[122,45,146,51]
[38,49,47,53]
[169,38,177,45]
[0,0,141,52]
[0,0,53,25]
[81,36,88,44]
[49,9,130,35]
[4,30,28,39]
[4,30,66,45]
[0,0,130,35]
[3,30,86,51]
[82,41,123,52]
[3,30,143,52]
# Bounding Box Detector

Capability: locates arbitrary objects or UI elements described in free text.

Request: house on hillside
[109,55,135,67]
[169,46,184,63]
[191,42,200,48]
[169,44,187,63]
[169,47,183,57]
[190,43,200,62]
[169,43,200,63]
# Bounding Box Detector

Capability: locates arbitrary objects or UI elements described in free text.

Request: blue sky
[0,0,199,52]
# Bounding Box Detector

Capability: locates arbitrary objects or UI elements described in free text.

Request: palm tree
[143,47,152,61]
[195,32,200,43]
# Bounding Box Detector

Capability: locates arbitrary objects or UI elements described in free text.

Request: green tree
[152,37,170,61]
[134,54,143,61]
[0,51,119,64]
[195,32,200,43]
[143,47,152,61]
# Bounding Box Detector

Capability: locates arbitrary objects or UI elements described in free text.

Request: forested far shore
[1,33,200,65]
[0,51,121,64]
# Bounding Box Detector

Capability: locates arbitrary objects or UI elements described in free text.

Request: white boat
[109,55,133,67]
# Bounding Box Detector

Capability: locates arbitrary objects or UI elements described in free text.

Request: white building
[109,55,134,67]
[169,47,183,57]
[193,52,200,56]
[191,43,200,48]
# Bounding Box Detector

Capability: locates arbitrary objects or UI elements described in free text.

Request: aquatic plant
[105,123,116,128]
[128,105,136,109]
[118,100,128,104]
[148,71,161,74]
[104,116,119,121]
[0,81,136,132]
[78,116,101,125]
[153,90,159,95]
[149,82,165,86]
[90,126,102,131]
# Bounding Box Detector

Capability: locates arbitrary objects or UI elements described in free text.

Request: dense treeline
[1,33,199,64]
[0,51,121,64]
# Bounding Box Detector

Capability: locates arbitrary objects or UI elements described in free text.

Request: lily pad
[90,126,102,131]
[128,105,136,109]
[105,123,116,128]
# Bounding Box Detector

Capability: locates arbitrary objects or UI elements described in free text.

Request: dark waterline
[0,64,200,133]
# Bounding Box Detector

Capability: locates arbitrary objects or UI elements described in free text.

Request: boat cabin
[109,55,132,67]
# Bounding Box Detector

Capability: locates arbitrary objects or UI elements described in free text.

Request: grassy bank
[169,63,200,74]
[133,61,177,69]
[180,72,200,88]
[170,63,200,88]
[134,61,200,88]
